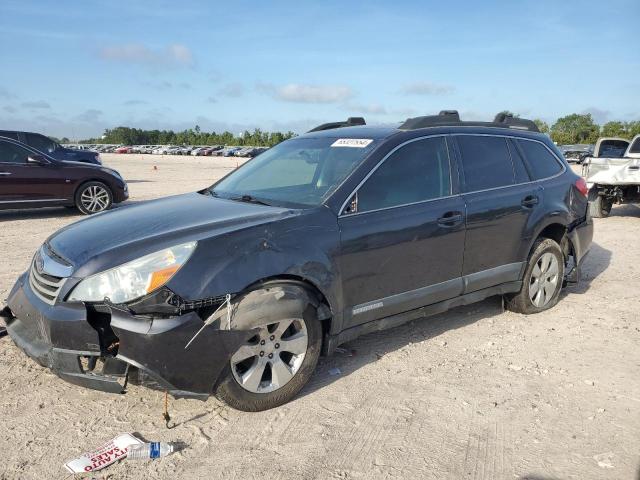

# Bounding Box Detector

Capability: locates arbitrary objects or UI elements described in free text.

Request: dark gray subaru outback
[2,111,593,411]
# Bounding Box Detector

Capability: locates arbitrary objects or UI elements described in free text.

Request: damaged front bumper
[3,273,253,399]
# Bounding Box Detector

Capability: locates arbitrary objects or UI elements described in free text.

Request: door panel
[453,134,539,292]
[0,140,70,204]
[338,196,466,327]
[336,135,466,328]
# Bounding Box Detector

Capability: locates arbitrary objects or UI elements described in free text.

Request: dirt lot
[0,154,638,480]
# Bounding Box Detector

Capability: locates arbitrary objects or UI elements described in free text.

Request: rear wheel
[75,181,113,215]
[588,188,612,218]
[505,238,564,314]
[215,284,322,411]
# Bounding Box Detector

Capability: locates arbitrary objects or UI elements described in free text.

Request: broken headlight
[68,241,197,304]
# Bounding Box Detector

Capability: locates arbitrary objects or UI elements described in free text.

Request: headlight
[68,241,197,303]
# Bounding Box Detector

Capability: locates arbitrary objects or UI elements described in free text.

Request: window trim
[338,134,454,217]
[513,137,565,182]
[338,133,566,217]
[450,133,566,196]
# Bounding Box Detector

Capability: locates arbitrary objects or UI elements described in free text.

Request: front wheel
[75,181,113,215]
[505,238,565,314]
[215,284,322,411]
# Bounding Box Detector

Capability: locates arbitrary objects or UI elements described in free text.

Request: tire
[588,188,612,218]
[505,238,565,315]
[215,284,322,411]
[75,181,113,215]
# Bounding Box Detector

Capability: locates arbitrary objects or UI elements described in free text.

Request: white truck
[581,135,640,217]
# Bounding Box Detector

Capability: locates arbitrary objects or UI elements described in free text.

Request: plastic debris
[328,367,342,376]
[64,433,143,474]
[127,442,175,460]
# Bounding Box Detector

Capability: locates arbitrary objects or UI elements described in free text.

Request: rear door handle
[521,195,539,208]
[437,211,463,227]
[0,172,12,176]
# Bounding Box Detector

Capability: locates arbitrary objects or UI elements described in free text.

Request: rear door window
[0,141,30,164]
[356,136,451,212]
[25,133,57,154]
[517,139,563,180]
[457,135,515,192]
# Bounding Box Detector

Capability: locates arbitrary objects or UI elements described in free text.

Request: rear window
[457,135,515,192]
[629,138,640,154]
[517,140,563,180]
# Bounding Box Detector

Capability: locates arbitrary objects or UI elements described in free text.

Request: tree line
[77,125,296,147]
[531,114,639,144]
[70,114,640,147]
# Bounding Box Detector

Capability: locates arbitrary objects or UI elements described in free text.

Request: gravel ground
[0,155,638,480]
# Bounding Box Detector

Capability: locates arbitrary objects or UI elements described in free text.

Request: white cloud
[258,83,354,104]
[400,82,455,95]
[98,43,194,67]
[21,100,51,109]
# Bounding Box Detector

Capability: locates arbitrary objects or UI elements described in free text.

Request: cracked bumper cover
[4,273,253,398]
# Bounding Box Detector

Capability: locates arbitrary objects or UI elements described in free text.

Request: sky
[0,0,638,140]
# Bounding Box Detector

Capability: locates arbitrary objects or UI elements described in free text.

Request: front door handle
[437,211,463,227]
[521,195,539,208]
[0,172,12,176]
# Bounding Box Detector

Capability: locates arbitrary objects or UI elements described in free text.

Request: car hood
[47,192,294,275]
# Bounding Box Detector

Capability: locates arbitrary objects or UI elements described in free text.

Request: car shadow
[563,241,611,295]
[0,207,79,221]
[300,242,611,398]
[299,296,506,398]
[610,202,640,218]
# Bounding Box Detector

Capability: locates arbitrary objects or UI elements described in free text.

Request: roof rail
[399,110,540,133]
[307,117,366,133]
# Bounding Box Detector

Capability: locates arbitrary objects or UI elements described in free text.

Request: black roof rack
[307,117,366,133]
[399,110,540,133]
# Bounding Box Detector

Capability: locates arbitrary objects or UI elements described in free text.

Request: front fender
[166,208,342,327]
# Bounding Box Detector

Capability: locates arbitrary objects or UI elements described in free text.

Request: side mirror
[27,154,48,165]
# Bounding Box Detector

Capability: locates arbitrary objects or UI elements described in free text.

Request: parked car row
[64,144,269,158]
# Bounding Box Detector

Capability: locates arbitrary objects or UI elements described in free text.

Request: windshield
[211,137,377,207]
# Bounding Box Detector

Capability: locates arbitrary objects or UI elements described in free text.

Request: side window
[26,133,56,154]
[507,139,531,183]
[0,141,30,164]
[356,137,451,213]
[457,135,515,192]
[517,140,563,180]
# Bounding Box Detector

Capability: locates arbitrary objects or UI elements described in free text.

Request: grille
[29,258,66,305]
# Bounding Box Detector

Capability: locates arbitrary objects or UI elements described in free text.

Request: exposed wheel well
[537,223,567,246]
[247,274,333,338]
[536,223,574,268]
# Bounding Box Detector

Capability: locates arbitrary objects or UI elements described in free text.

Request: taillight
[575,177,588,197]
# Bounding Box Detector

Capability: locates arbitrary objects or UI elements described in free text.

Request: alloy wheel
[230,319,308,394]
[80,185,110,213]
[529,252,559,307]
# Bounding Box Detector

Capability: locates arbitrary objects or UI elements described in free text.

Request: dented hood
[47,192,293,274]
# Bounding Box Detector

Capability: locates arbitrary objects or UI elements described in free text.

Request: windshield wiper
[230,194,271,206]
